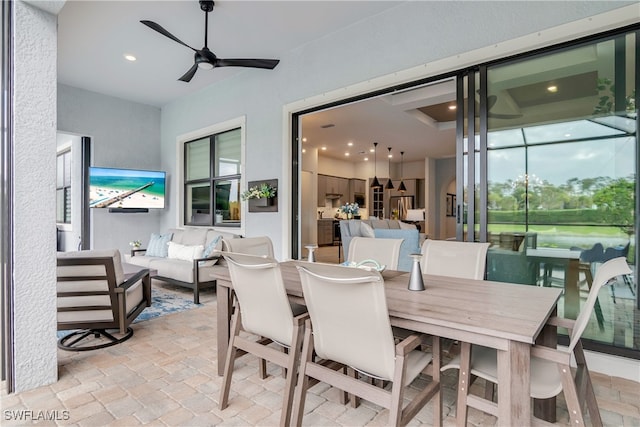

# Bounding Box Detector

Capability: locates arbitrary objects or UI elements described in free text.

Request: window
[56,150,71,224]
[184,128,241,226]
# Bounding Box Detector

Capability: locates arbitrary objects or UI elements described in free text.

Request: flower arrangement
[339,202,359,217]
[241,183,277,201]
[129,240,142,248]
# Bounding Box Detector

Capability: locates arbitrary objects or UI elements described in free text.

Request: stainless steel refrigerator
[389,196,414,220]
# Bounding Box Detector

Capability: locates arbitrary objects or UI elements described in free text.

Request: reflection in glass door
[484,31,638,356]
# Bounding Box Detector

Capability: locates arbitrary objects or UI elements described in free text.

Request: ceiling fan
[141,0,280,82]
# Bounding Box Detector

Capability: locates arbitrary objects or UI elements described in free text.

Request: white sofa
[127,227,239,303]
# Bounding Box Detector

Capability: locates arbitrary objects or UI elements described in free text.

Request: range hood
[325,193,342,199]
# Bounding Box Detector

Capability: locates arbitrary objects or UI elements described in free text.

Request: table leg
[497,341,530,425]
[216,281,232,376]
[534,313,557,422]
[564,259,580,319]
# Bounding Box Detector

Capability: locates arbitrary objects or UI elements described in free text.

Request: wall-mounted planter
[247,179,278,212]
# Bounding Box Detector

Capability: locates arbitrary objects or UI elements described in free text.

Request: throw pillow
[146,232,173,257]
[202,235,222,258]
[167,242,204,262]
[399,221,416,230]
[360,222,375,238]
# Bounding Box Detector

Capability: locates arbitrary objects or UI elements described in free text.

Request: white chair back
[223,236,274,258]
[569,257,631,351]
[224,253,294,346]
[347,236,402,271]
[421,239,490,280]
[296,263,397,380]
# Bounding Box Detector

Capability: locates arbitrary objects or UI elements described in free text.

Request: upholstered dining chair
[57,249,151,351]
[420,239,490,280]
[222,235,274,258]
[442,257,631,426]
[293,263,441,427]
[219,253,307,427]
[347,236,403,271]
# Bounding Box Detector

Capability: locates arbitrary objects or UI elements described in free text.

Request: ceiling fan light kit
[141,0,279,83]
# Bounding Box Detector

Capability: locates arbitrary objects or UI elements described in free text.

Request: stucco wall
[13,0,58,391]
[57,85,162,255]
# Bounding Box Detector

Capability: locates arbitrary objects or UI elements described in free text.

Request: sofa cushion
[374,228,420,272]
[150,258,195,283]
[369,219,390,229]
[167,242,204,262]
[399,221,416,230]
[180,228,209,246]
[361,222,375,238]
[147,232,173,257]
[127,255,162,268]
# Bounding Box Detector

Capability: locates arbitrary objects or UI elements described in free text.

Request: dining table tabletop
[212,259,563,425]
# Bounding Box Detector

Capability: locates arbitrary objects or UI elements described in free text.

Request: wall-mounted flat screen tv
[89,167,166,209]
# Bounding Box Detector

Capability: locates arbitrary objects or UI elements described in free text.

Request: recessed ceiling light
[564,133,571,138]
[347,142,353,146]
[369,148,375,153]
[547,85,558,93]
[345,152,350,156]
[321,146,327,151]
[448,105,456,110]
[302,148,306,153]
[124,54,137,62]
[302,137,307,142]
[364,157,369,161]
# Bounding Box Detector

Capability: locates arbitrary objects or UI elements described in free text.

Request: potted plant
[339,202,360,219]
[241,183,277,206]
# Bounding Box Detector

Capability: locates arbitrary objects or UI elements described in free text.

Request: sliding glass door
[481,30,638,355]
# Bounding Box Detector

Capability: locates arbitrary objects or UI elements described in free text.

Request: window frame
[177,117,246,231]
[56,148,72,225]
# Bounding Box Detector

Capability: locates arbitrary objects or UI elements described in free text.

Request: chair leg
[585,268,605,331]
[279,321,304,427]
[220,307,242,409]
[574,341,603,426]
[291,325,314,427]
[557,362,588,427]
[388,353,407,427]
[347,367,360,408]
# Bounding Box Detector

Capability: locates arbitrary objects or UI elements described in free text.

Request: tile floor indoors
[2,281,639,426]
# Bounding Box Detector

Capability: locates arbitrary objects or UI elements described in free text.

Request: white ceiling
[56,0,460,163]
[57,0,400,108]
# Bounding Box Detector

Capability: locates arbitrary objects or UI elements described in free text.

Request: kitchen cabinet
[349,179,366,207]
[318,174,349,204]
[317,219,334,246]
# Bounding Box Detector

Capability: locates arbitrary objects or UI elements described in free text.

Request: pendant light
[370,142,382,188]
[398,151,407,193]
[385,147,394,190]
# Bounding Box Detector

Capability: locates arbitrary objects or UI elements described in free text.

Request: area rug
[57,288,196,339]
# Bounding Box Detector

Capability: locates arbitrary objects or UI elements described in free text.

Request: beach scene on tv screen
[89,168,165,209]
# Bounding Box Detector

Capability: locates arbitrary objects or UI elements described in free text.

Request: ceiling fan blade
[178,64,199,83]
[140,20,196,52]
[216,58,280,69]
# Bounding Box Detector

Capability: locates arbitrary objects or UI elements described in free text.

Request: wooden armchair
[57,249,151,351]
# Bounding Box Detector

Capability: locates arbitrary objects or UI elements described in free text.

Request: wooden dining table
[212,260,563,426]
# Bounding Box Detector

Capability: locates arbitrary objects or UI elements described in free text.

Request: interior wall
[436,157,456,239]
[56,132,83,252]
[57,84,162,255]
[159,2,631,259]
[13,0,58,392]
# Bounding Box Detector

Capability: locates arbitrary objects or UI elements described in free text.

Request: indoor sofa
[339,219,420,271]
[127,227,239,303]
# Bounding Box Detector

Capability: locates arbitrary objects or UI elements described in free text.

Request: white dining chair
[442,257,631,426]
[420,239,490,280]
[219,253,307,427]
[347,236,403,271]
[293,263,441,427]
[222,235,274,258]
